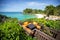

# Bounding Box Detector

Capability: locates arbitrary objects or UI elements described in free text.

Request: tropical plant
[23,8,32,13]
[54,5,60,16]
[0,15,36,40]
[45,5,55,16]
[24,18,60,30]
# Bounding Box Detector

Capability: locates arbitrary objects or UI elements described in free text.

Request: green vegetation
[0,14,8,22]
[23,5,60,16]
[23,18,60,36]
[23,8,44,14]
[45,5,60,16]
[0,5,60,39]
[0,15,36,40]
[0,14,60,40]
[23,18,60,30]
[45,5,55,16]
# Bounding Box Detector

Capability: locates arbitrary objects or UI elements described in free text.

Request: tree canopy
[23,5,60,16]
[45,5,55,16]
[23,8,44,14]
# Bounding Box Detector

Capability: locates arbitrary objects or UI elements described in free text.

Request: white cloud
[27,2,48,6]
[0,2,49,12]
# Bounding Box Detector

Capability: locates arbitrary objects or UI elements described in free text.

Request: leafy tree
[0,15,36,40]
[54,5,60,16]
[23,8,44,14]
[23,5,60,16]
[23,8,32,13]
[45,5,55,16]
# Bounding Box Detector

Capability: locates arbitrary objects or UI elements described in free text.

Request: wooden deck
[34,29,56,40]
[33,29,60,40]
[19,22,60,40]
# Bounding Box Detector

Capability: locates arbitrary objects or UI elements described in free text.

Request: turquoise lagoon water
[0,12,36,20]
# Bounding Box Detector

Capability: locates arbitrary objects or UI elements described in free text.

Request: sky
[0,0,60,12]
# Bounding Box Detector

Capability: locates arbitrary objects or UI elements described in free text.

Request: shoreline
[35,14,46,18]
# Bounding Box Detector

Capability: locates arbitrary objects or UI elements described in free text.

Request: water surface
[0,12,36,20]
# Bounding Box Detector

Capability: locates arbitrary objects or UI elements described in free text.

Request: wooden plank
[34,29,56,40]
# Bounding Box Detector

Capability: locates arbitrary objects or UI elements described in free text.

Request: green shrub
[0,18,35,40]
[24,18,60,30]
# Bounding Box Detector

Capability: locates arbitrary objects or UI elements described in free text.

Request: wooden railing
[49,29,60,40]
[19,22,60,40]
[33,29,60,40]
